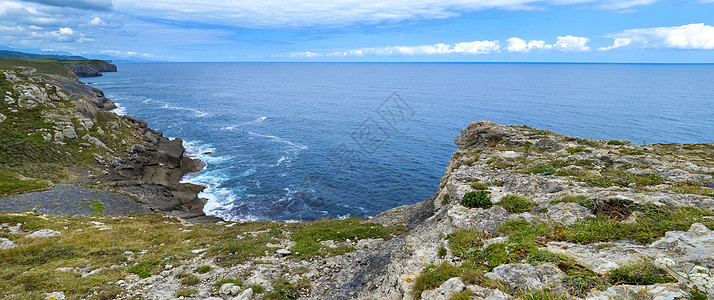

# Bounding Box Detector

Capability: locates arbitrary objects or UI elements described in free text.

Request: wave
[221,116,268,130]
[143,98,208,117]
[247,131,308,150]
[111,102,127,116]
[180,139,240,221]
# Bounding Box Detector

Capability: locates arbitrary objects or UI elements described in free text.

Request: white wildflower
[688,267,714,295]
[654,257,676,269]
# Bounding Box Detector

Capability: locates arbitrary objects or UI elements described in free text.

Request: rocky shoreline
[0,59,218,223]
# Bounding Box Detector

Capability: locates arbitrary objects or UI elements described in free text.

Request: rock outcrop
[308,121,714,299]
[67,60,118,77]
[0,59,214,222]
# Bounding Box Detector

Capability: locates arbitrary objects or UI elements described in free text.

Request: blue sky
[1,0,713,62]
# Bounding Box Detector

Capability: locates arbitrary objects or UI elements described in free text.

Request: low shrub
[462,191,492,209]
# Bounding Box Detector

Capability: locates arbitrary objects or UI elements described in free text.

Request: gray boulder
[485,263,565,292]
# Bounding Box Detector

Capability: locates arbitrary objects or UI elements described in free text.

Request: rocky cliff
[64,59,118,77]
[1,64,713,299]
[0,58,214,222]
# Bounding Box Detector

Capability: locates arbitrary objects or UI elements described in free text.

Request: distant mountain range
[0,49,88,60]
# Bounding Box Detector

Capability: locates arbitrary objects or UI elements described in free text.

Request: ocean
[82,63,714,221]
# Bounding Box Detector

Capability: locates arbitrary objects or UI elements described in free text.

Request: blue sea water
[83,63,714,221]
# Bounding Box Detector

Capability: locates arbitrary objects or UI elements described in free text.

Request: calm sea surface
[83,63,714,221]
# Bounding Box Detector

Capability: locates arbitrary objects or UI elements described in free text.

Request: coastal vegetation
[0,212,403,298]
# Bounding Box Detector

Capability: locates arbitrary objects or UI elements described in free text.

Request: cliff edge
[0,58,215,222]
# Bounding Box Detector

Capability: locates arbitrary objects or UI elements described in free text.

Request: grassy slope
[0,213,403,299]
[0,58,138,195]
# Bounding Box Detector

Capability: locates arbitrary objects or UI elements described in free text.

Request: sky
[1,0,713,62]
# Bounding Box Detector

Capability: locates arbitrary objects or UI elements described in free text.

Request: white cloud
[297,35,595,58]
[553,35,591,51]
[608,23,714,50]
[453,40,501,54]
[58,27,73,34]
[598,0,658,10]
[356,40,500,56]
[505,37,551,52]
[289,51,323,58]
[111,0,662,29]
[598,37,632,51]
[90,17,102,25]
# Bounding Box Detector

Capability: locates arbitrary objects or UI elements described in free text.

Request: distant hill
[0,49,87,60]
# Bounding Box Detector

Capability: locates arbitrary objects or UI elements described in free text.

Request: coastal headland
[1,59,713,299]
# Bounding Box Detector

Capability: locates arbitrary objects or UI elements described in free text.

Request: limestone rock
[0,238,17,249]
[43,292,65,300]
[484,263,565,292]
[26,229,61,238]
[448,205,510,235]
[3,70,20,83]
[650,223,714,269]
[535,202,594,225]
[220,283,237,295]
[62,128,78,139]
[0,113,5,124]
[277,248,291,256]
[546,241,655,274]
[234,287,253,300]
[585,284,687,300]
[82,134,108,148]
[465,285,510,299]
[421,277,466,300]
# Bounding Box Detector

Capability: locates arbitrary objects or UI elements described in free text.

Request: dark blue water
[83,63,714,221]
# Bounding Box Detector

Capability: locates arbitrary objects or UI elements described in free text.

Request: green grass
[175,288,198,297]
[0,212,402,298]
[576,138,599,147]
[264,278,310,300]
[0,57,76,77]
[412,262,459,299]
[289,218,396,258]
[500,206,714,245]
[445,228,483,258]
[177,272,200,286]
[450,290,474,300]
[496,194,537,213]
[214,278,243,287]
[582,168,664,188]
[566,147,591,154]
[247,284,265,294]
[521,289,570,300]
[607,260,673,285]
[549,195,595,210]
[462,191,492,209]
[470,181,489,190]
[127,261,158,278]
[522,158,595,177]
[194,265,212,274]
[82,199,104,214]
[668,184,714,197]
[619,148,645,155]
[0,171,53,196]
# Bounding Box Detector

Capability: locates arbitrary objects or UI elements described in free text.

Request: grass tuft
[496,194,537,213]
[462,191,492,209]
[607,260,674,285]
[412,262,459,299]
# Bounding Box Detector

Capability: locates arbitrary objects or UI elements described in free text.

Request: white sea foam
[143,98,208,117]
[221,116,268,130]
[247,131,308,150]
[111,102,127,115]
[180,139,239,221]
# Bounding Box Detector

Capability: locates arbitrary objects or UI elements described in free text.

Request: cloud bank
[603,23,714,50]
